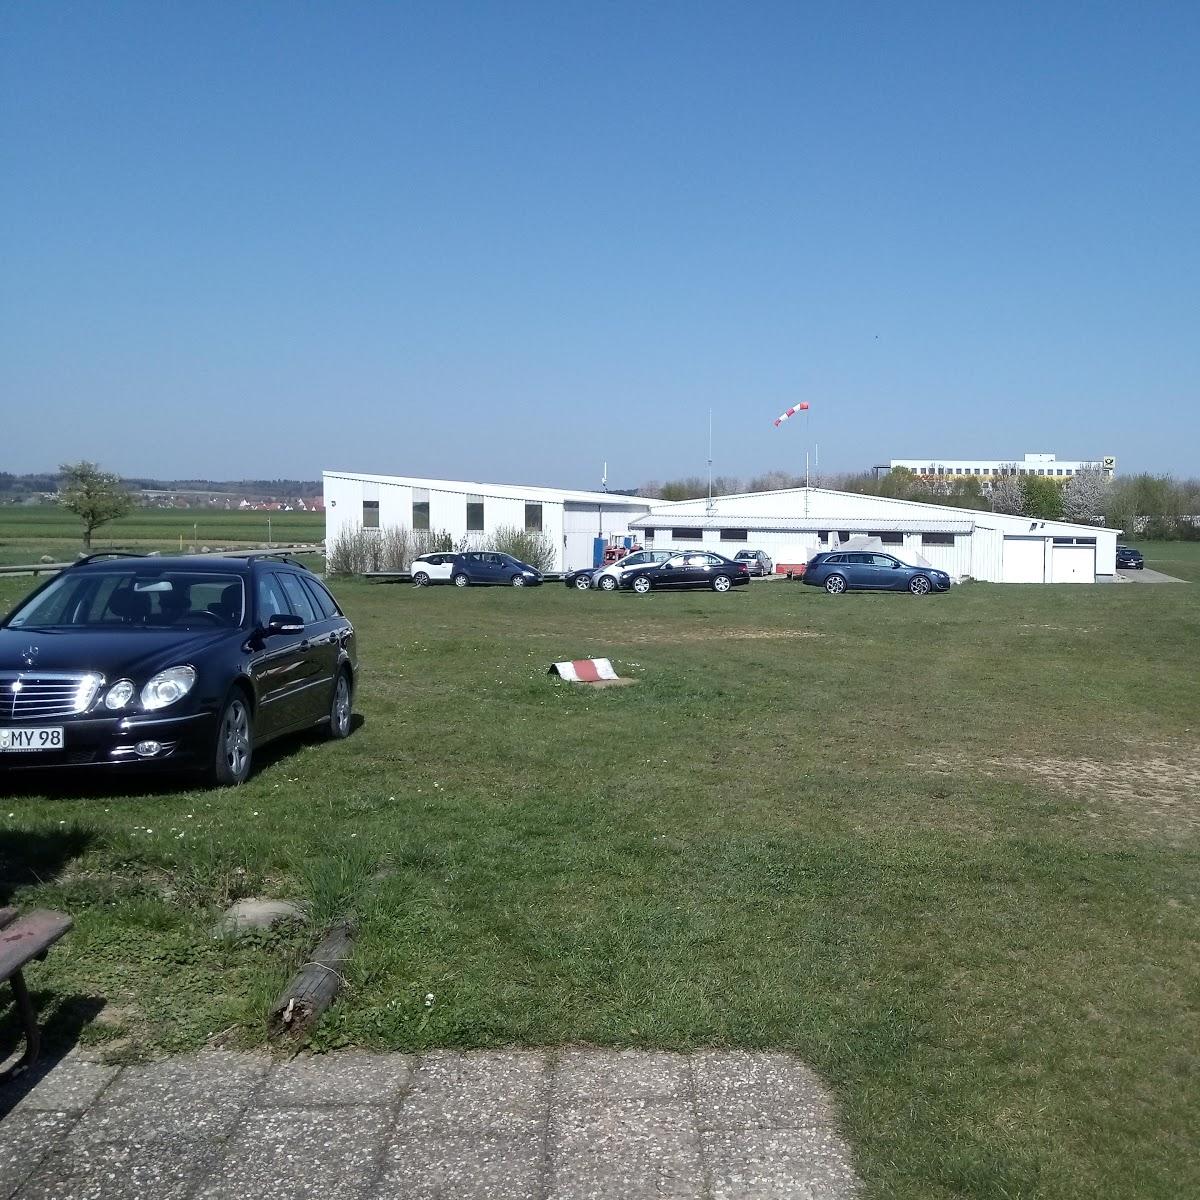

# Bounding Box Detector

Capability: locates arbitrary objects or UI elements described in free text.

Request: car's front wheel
[452,573,470,588]
[413,570,430,586]
[326,670,353,739]
[909,575,932,596]
[824,574,847,595]
[573,574,591,590]
[211,690,253,786]
[511,574,526,587]
[598,575,618,592]
[631,576,652,594]
[712,574,732,592]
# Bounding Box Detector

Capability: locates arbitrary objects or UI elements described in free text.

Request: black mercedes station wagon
[0,553,357,786]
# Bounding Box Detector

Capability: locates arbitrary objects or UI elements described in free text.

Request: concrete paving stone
[553,1049,691,1103]
[549,1098,704,1200]
[196,1106,389,1200]
[10,1058,119,1115]
[0,1111,74,1200]
[692,1050,838,1130]
[18,1134,225,1200]
[262,1052,414,1107]
[702,1128,860,1200]
[399,1050,549,1133]
[380,1127,546,1200]
[72,1052,268,1145]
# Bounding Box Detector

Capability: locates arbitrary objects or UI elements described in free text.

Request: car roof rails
[241,552,314,570]
[70,551,148,567]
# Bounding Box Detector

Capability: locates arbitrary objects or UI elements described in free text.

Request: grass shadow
[0,827,94,905]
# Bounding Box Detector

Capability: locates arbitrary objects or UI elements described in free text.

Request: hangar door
[1051,540,1095,583]
[1002,537,1047,583]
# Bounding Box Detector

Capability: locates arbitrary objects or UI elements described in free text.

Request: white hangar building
[323,471,1118,583]
[629,487,1118,583]
[322,470,654,572]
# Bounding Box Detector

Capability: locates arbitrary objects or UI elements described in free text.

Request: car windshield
[5,570,247,630]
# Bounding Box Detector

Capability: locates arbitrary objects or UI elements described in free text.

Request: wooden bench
[0,906,74,1082]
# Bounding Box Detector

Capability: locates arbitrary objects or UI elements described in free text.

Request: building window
[412,488,430,531]
[672,528,703,540]
[642,529,655,540]
[868,532,903,544]
[525,502,543,532]
[1056,469,1063,476]
[922,532,955,546]
[466,495,484,531]
[1066,469,1073,476]
[720,529,749,541]
[362,500,379,529]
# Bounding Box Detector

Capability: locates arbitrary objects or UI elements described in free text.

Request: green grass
[1,566,1197,1199]
[0,505,324,564]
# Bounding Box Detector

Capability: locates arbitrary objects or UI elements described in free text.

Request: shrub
[490,526,557,571]
[326,525,458,574]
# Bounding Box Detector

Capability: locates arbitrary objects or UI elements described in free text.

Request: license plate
[0,727,64,752]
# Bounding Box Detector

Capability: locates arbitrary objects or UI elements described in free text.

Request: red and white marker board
[549,658,619,682]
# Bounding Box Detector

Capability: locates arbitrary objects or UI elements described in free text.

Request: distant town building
[888,452,1115,487]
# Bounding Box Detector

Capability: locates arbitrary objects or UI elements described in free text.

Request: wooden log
[267,920,356,1038]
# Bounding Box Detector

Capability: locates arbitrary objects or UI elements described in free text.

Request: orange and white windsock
[773,401,810,427]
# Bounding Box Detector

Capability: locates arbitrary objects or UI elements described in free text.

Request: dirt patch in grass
[918,745,1200,837]
[628,627,825,644]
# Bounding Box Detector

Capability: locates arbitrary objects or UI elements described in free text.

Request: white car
[593,549,677,592]
[409,553,458,585]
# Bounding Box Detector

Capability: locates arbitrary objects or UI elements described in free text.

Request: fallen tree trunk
[268,920,356,1038]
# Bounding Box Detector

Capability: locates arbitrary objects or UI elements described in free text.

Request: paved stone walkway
[0,1048,860,1199]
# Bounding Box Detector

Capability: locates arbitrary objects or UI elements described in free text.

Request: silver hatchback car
[734,550,773,577]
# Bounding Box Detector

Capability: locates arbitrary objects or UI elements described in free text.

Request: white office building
[888,451,1116,486]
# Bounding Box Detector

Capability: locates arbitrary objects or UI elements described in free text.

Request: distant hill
[0,472,322,502]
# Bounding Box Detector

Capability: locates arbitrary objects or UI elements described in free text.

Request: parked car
[563,566,597,590]
[620,551,750,594]
[409,552,459,585]
[0,553,357,786]
[451,552,543,587]
[593,549,677,591]
[802,551,950,596]
[1116,545,1145,570]
[734,549,774,577]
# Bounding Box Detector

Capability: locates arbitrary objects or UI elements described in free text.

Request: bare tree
[989,465,1025,515]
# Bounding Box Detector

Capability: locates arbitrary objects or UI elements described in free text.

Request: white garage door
[1003,537,1047,583]
[1051,544,1095,583]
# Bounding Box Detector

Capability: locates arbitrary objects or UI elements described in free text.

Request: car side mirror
[264,613,305,635]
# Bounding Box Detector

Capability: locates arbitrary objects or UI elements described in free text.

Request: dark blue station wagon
[802,551,951,596]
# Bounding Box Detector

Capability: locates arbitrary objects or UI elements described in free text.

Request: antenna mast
[706,408,714,513]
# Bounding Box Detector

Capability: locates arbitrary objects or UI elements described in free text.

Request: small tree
[1019,474,1065,521]
[989,467,1026,515]
[57,461,133,550]
[1062,468,1111,524]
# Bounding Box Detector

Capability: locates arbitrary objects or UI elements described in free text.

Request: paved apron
[0,1048,860,1199]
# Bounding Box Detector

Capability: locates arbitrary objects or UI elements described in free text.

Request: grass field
[0,505,324,565]
[1,560,1197,1198]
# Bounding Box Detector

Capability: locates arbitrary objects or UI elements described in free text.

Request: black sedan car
[1116,545,1144,570]
[620,551,750,594]
[0,553,357,786]
[562,566,596,590]
[802,551,950,596]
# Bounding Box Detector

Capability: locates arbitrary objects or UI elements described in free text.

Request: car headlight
[140,666,197,711]
[105,679,136,710]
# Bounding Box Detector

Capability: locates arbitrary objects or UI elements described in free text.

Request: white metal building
[322,470,654,572]
[629,487,1119,583]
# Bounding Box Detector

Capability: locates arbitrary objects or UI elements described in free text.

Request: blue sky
[2,2,1197,487]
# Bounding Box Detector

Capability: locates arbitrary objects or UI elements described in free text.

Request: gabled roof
[323,470,657,506]
[631,514,974,533]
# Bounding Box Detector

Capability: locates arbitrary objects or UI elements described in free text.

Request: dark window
[672,528,703,540]
[466,495,484,531]
[817,530,830,540]
[1053,537,1097,546]
[276,572,319,624]
[922,533,955,546]
[303,576,340,620]
[256,574,290,622]
[524,502,543,531]
[848,553,874,565]
[362,500,380,529]
[868,531,903,545]
[826,554,845,563]
[642,529,655,540]
[720,529,749,541]
[412,488,430,531]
